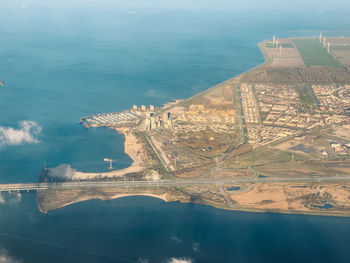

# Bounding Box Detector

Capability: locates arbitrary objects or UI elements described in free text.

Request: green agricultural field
[292,38,343,67]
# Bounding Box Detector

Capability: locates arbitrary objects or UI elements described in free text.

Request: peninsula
[37,36,350,216]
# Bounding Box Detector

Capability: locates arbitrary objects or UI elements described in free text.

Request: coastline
[70,127,147,180]
[37,192,170,213]
[64,38,274,181]
[37,186,350,217]
[38,36,350,217]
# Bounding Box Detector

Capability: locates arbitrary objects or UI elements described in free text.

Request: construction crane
[103,158,114,170]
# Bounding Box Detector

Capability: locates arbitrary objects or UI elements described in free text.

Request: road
[143,133,174,172]
[1,175,350,193]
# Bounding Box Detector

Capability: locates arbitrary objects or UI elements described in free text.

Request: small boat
[0,79,3,87]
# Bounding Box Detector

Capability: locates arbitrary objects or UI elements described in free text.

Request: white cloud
[0,121,42,147]
[0,247,21,263]
[192,242,200,252]
[0,193,22,205]
[145,89,166,98]
[168,258,193,263]
[147,89,156,95]
[9,193,22,204]
[171,236,183,243]
[47,164,77,180]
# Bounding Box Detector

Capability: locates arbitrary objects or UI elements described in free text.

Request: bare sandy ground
[332,50,350,69]
[334,124,350,140]
[205,85,234,106]
[326,37,350,69]
[265,47,305,67]
[327,37,350,45]
[274,139,322,154]
[71,127,146,180]
[231,183,324,212]
[231,183,291,210]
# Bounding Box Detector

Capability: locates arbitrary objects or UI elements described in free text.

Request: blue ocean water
[1,195,350,263]
[1,1,350,262]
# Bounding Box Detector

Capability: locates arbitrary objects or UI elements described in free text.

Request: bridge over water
[1,175,350,193]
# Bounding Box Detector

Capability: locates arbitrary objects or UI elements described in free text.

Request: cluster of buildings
[176,104,235,124]
[247,126,296,146]
[133,104,155,112]
[244,83,350,148]
[265,113,325,130]
[144,112,173,130]
[312,85,350,114]
[323,115,350,125]
[168,104,237,152]
[172,122,236,136]
[173,123,208,135]
[330,142,350,157]
[240,83,259,124]
[255,84,326,129]
[210,124,236,134]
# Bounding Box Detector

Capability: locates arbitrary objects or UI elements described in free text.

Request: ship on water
[0,79,3,87]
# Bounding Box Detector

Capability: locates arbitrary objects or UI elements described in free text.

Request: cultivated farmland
[292,38,343,68]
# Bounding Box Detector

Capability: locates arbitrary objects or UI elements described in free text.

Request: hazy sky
[2,0,350,12]
[111,0,350,11]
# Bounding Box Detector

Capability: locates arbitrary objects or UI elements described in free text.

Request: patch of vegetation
[179,130,238,157]
[292,38,343,68]
[223,143,252,162]
[259,199,274,205]
[295,85,318,113]
[242,67,350,84]
[190,193,204,203]
[226,148,307,169]
[260,111,269,121]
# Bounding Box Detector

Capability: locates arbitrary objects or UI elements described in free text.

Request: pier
[80,110,140,128]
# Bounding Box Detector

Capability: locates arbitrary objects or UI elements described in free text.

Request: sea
[1,1,350,262]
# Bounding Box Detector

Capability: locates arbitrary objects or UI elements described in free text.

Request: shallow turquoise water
[1,1,350,262]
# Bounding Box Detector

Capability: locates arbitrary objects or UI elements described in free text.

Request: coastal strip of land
[30,36,350,216]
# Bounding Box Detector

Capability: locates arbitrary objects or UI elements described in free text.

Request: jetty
[80,110,140,128]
